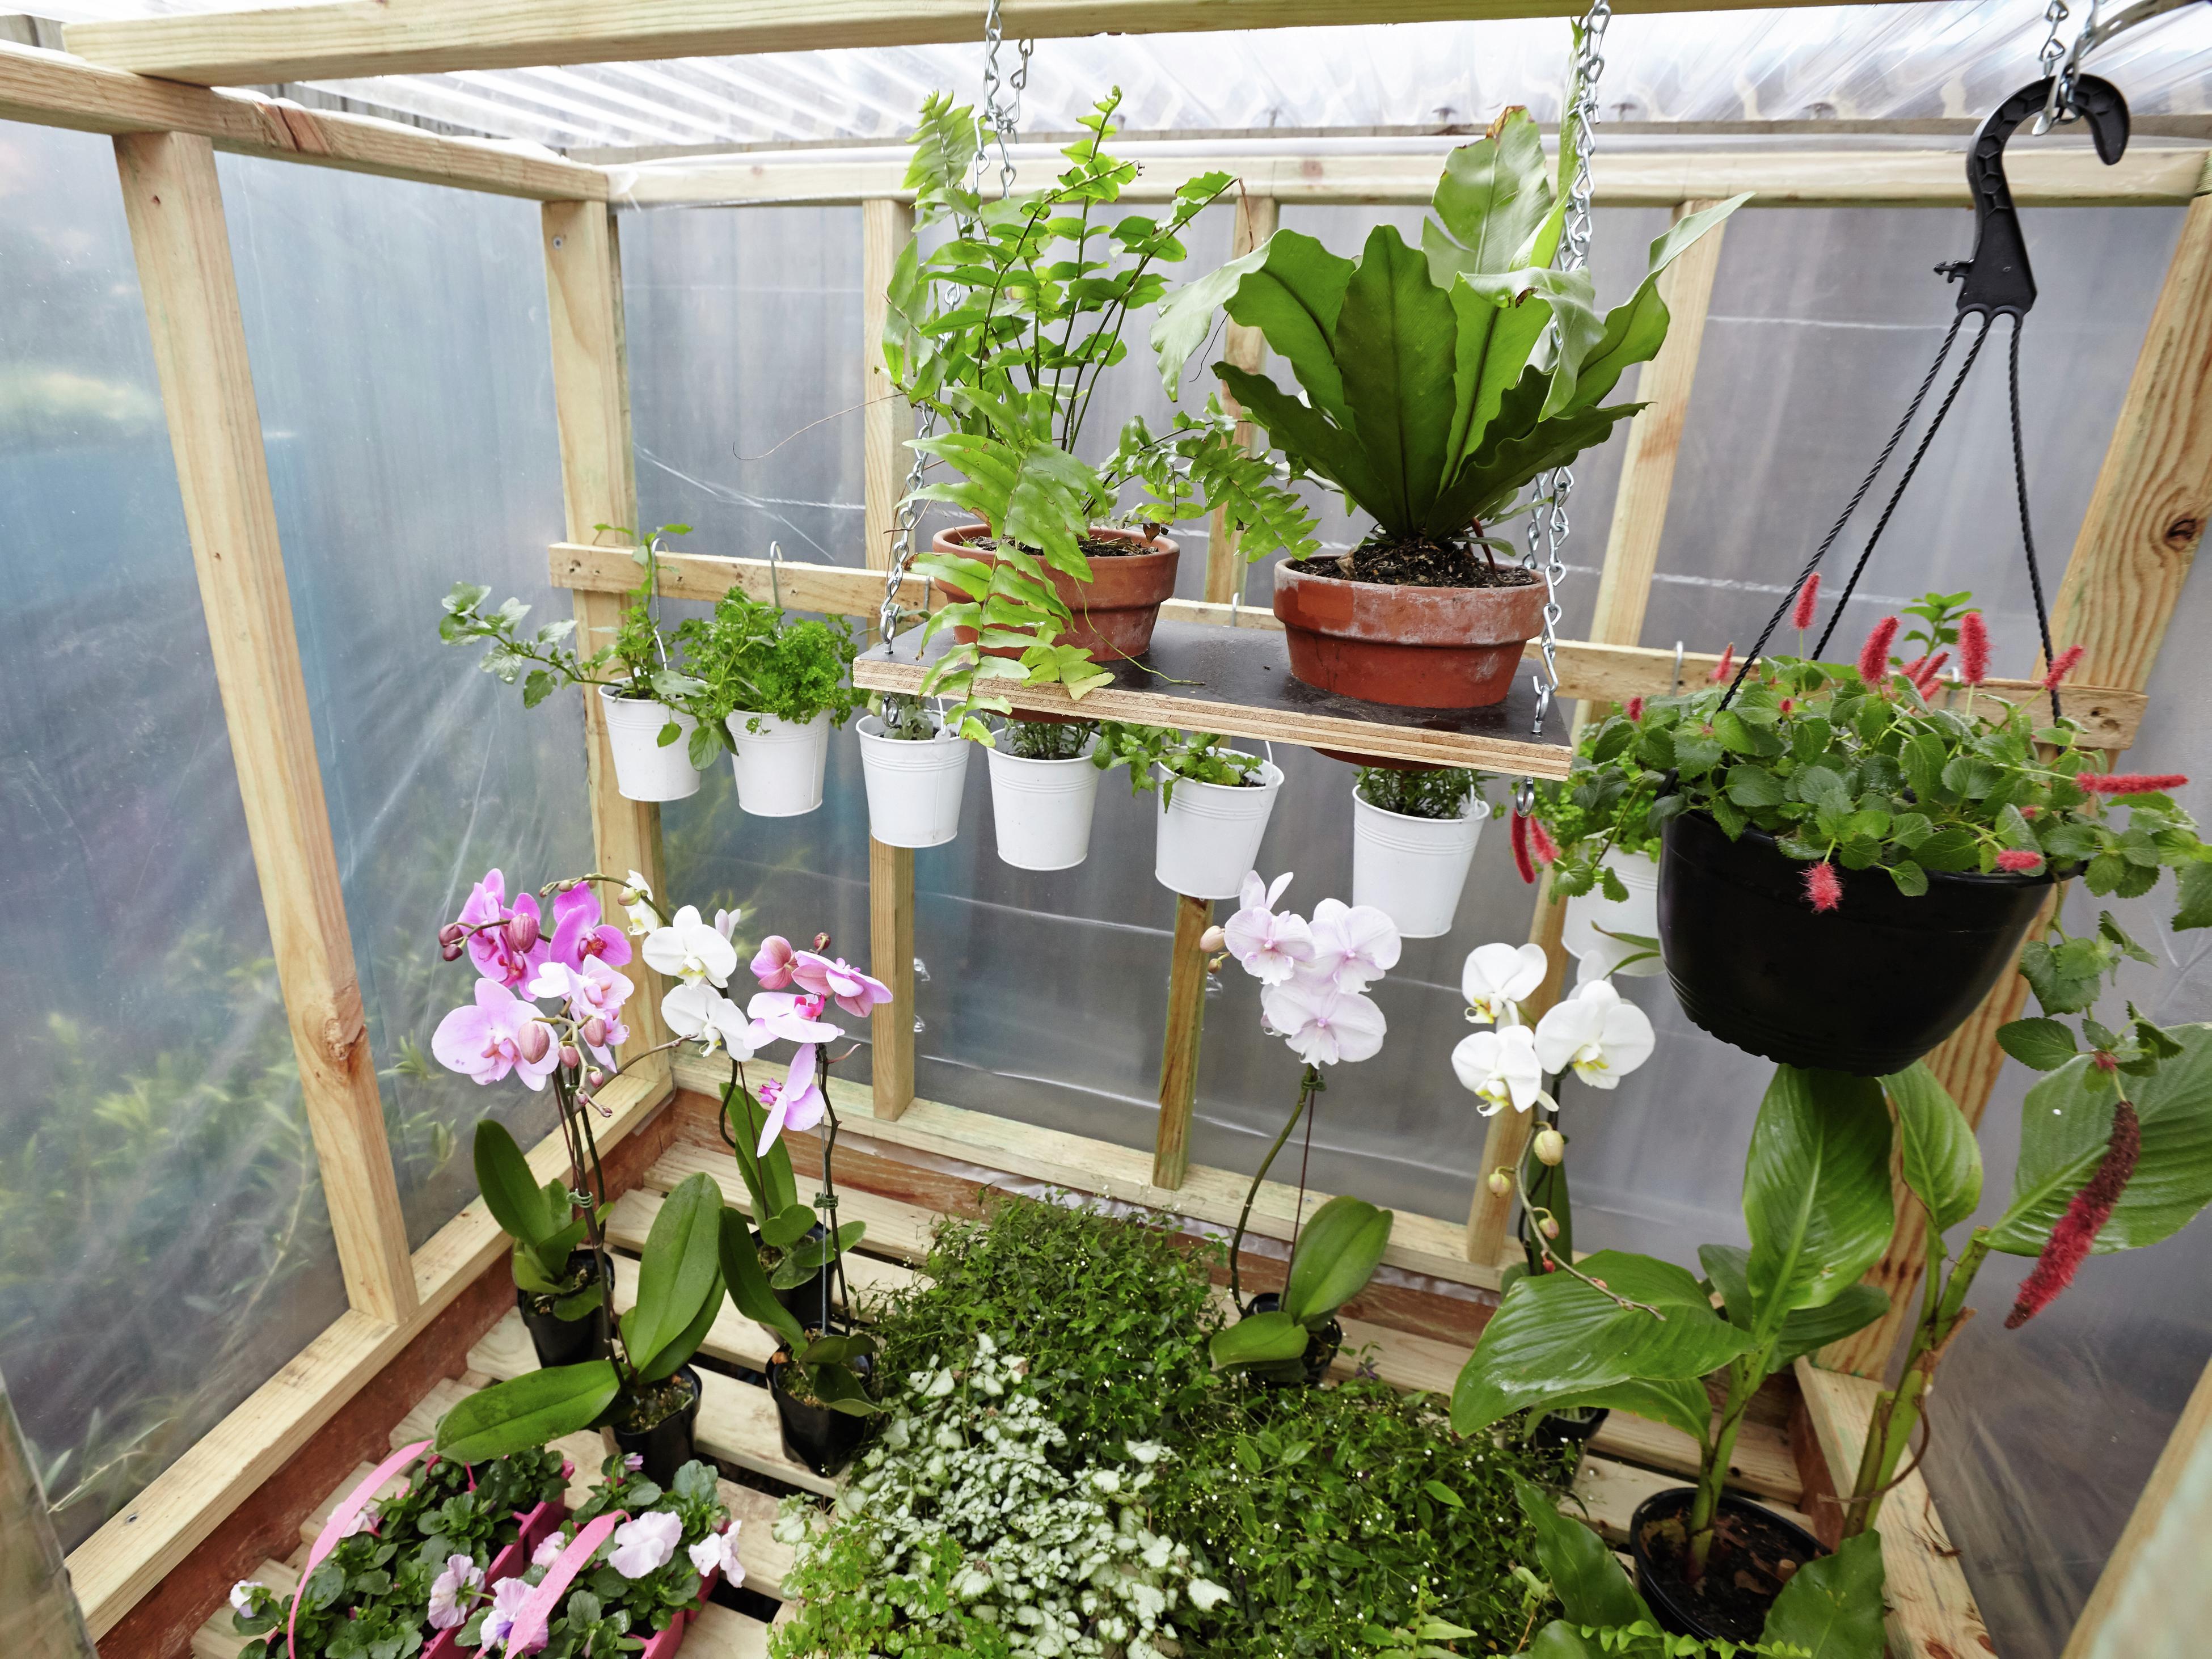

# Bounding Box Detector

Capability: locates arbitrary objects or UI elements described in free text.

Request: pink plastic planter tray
[640,1560,721,1658]
[422,1499,569,1659]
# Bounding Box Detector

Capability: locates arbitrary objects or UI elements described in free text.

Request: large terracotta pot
[931,523,1179,662]
[1272,560,1548,709]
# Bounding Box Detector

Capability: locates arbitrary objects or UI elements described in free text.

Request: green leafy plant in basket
[1090,721,1264,805]
[673,584,862,769]
[1209,1194,1393,1383]
[883,90,1316,738]
[476,1119,605,1335]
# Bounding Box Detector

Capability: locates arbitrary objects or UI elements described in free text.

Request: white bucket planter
[1351,784,1491,939]
[727,710,830,817]
[1561,847,1663,977]
[987,738,1101,871]
[598,687,701,803]
[1153,759,1285,900]
[856,714,971,849]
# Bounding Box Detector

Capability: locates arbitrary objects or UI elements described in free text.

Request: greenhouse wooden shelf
[854,623,1579,776]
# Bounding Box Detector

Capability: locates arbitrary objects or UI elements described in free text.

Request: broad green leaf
[548,1282,605,1322]
[475,1120,559,1248]
[1150,227,1354,408]
[1991,1024,2212,1255]
[1996,1017,2082,1073]
[1547,196,1746,420]
[1445,274,1552,470]
[635,1269,724,1383]
[620,1171,725,1375]
[1774,1283,1890,1366]
[1762,1529,1888,1659]
[771,1221,868,1286]
[719,1208,804,1347]
[1886,1062,1983,1232]
[1511,1475,1649,1629]
[1282,1195,1393,1322]
[1699,1243,1753,1329]
[1218,362,1393,515]
[1208,1310,1312,1370]
[1744,1067,1895,1335]
[1424,111,1557,282]
[1331,224,1461,531]
[758,1202,819,1250]
[1524,1623,1607,1659]
[434,1361,618,1462]
[1530,1376,1715,1447]
[1450,1251,1752,1433]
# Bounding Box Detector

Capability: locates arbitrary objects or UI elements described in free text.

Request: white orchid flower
[621,870,661,937]
[643,904,738,987]
[1222,871,1314,985]
[1260,972,1387,1066]
[1460,941,1550,1027]
[662,981,759,1058]
[1534,978,1656,1088]
[1306,898,1402,992]
[1451,1024,1551,1116]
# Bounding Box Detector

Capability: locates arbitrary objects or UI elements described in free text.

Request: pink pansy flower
[426,1554,483,1630]
[550,885,632,972]
[480,1573,534,1648]
[432,980,559,1090]
[752,935,797,989]
[1222,871,1314,985]
[1305,898,1401,992]
[1259,976,1387,1066]
[661,982,760,1059]
[791,951,893,1019]
[748,991,843,1044]
[608,1510,684,1579]
[532,1530,569,1569]
[756,1053,828,1155]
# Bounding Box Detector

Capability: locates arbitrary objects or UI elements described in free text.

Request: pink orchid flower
[1259,975,1387,1066]
[791,951,893,1019]
[752,935,797,990]
[1222,871,1314,986]
[1305,898,1402,992]
[748,990,843,1044]
[527,959,634,1065]
[455,869,552,990]
[432,980,559,1090]
[755,1050,827,1155]
[549,885,632,972]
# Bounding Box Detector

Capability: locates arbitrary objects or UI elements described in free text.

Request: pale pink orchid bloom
[752,934,797,989]
[1305,898,1402,991]
[457,869,552,990]
[747,990,843,1044]
[432,980,559,1090]
[1259,975,1387,1066]
[1222,871,1314,985]
[714,906,742,942]
[524,957,632,1065]
[608,1510,683,1580]
[755,1053,828,1155]
[549,885,632,972]
[791,951,893,1019]
[662,982,761,1059]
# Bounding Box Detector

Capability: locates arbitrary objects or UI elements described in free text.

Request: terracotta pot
[1272,560,1548,709]
[931,523,1179,662]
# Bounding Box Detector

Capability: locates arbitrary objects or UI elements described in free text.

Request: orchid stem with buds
[1513,1164,1664,1320]
[1227,1065,1323,1307]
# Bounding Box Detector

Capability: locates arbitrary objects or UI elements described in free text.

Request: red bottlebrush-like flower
[2076,771,2190,796]
[1792,572,1822,633]
[2042,644,2085,690]
[1625,695,1645,721]
[1708,643,1737,684]
[1802,860,1844,913]
[1911,649,1953,700]
[1529,816,1559,867]
[1779,697,1795,715]
[1994,849,2043,873]
[1959,610,1990,685]
[2007,1099,2141,1328]
[1510,810,1536,884]
[1857,616,1901,685]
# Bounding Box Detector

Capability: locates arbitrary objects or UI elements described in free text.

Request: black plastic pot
[1658,808,2053,1075]
[1628,1486,1827,1645]
[768,1349,875,1478]
[517,1249,614,1372]
[1245,1293,1343,1387]
[754,1223,832,1328]
[1530,1405,1610,1453]
[611,1366,702,1488]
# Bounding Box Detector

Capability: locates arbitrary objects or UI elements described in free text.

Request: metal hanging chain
[1523,0,1611,738]
[2033,0,2106,135]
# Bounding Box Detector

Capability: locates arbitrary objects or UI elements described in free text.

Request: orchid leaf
[433,1361,619,1462]
[1208,1310,1312,1371]
[620,1172,725,1375]
[720,1208,804,1349]
[759,1201,818,1250]
[475,1120,561,1248]
[635,1267,724,1382]
[1886,1062,1983,1233]
[1742,1066,1895,1335]
[1281,1196,1393,1323]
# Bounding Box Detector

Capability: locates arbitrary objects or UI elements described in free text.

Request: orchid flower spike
[1533,979,1656,1088]
[1222,871,1315,985]
[1452,1024,1550,1117]
[1462,942,1549,1027]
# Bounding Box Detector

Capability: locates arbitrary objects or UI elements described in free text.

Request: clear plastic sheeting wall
[624,180,2209,1658]
[0,121,350,1553]
[213,153,591,1249]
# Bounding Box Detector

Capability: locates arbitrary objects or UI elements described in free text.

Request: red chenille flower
[1708,643,1736,684]
[2042,644,2085,690]
[1792,573,1822,633]
[2076,772,2189,796]
[1625,695,1644,721]
[1958,611,1990,685]
[1857,617,1900,685]
[1802,860,1843,913]
[2007,1100,2139,1328]
[1510,810,1536,884]
[1994,849,2043,873]
[1529,817,1559,867]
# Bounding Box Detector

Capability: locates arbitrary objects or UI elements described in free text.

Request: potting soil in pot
[1631,1488,1825,1644]
[1290,539,1543,589]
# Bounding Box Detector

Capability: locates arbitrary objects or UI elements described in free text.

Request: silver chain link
[2032,0,2101,134]
[1524,0,1610,737]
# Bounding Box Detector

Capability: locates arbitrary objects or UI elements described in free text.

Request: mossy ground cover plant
[773,1194,1569,1659]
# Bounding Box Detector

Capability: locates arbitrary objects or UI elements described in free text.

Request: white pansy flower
[1534,978,1656,1088]
[1461,941,1550,1027]
[1452,1023,1551,1117]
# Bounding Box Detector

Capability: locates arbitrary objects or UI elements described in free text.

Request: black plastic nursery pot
[610,1365,702,1488]
[1628,1487,1827,1645]
[517,1249,614,1372]
[768,1349,876,1478]
[1529,1405,1611,1453]
[754,1223,833,1329]
[1245,1293,1344,1387]
[1658,808,2054,1075]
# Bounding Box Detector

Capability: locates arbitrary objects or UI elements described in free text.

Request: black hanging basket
[1658,810,2053,1076]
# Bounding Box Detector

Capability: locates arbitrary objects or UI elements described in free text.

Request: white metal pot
[856,713,971,849]
[598,687,701,803]
[986,737,1101,871]
[1561,847,1664,977]
[1351,784,1491,939]
[1153,759,1285,900]
[727,709,830,817]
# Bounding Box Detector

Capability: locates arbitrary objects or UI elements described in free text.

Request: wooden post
[115,130,417,1324]
[1823,193,2212,1377]
[1202,192,1278,606]
[541,199,671,1067]
[862,197,915,580]
[869,838,917,1120]
[1153,894,1215,1189]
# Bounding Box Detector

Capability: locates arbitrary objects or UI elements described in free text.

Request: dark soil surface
[1292,535,1541,589]
[973,534,1152,558]
[1637,1502,1814,1644]
[613,1370,697,1434]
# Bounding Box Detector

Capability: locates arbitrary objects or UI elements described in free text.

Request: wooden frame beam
[117,128,416,1326]
[1202,192,1277,605]
[66,0,1931,87]
[0,40,605,201]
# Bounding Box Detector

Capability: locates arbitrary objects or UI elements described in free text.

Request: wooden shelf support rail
[1154,893,1215,1189]
[1203,192,1278,606]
